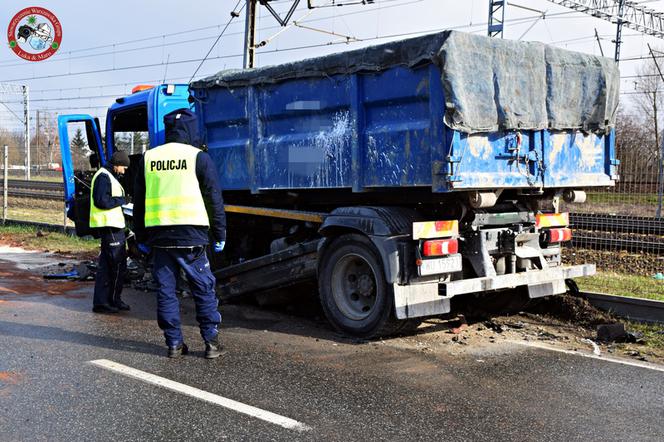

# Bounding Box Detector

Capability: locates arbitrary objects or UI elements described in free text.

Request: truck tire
[318,234,401,338]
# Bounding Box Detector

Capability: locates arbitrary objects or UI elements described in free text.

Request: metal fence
[1,144,69,230]
[562,138,664,278]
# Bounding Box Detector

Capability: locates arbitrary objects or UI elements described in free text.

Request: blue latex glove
[137,243,151,255]
[213,241,225,253]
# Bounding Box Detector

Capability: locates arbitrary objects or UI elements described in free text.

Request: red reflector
[423,239,458,256]
[548,228,572,243]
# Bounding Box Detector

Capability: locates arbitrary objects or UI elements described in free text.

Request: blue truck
[58,31,620,337]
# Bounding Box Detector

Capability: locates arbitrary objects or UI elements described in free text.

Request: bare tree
[632,58,664,167]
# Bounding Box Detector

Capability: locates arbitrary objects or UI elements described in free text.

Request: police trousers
[93,229,127,307]
[152,246,221,347]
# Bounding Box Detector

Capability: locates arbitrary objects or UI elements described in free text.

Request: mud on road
[1,243,662,367]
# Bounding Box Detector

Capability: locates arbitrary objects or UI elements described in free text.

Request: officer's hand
[213,241,225,253]
[137,243,151,255]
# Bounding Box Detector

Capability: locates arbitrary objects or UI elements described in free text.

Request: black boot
[92,304,119,314]
[113,300,131,311]
[205,337,222,359]
[168,343,189,358]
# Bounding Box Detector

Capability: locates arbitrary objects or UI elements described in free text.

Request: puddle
[0,246,77,271]
[0,247,86,299]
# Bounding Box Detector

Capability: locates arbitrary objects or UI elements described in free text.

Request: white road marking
[511,341,664,373]
[89,359,312,432]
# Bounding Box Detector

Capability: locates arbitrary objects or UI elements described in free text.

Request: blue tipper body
[189,63,617,194]
[58,31,618,207]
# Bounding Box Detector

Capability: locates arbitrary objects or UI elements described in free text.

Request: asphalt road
[0,251,663,441]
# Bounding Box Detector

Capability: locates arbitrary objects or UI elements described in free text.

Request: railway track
[1,187,663,252]
[570,235,664,253]
[3,179,63,191]
[0,179,64,200]
[570,213,664,236]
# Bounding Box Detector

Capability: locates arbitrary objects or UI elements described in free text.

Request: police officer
[90,150,131,314]
[133,108,226,359]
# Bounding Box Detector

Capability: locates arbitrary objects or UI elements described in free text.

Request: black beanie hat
[110,150,130,167]
[164,108,201,147]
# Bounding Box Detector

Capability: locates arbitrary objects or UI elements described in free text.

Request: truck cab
[57,84,190,233]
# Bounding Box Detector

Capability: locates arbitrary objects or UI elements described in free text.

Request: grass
[577,271,664,301]
[624,322,664,352]
[586,192,660,206]
[0,224,98,256]
[6,174,63,183]
[3,196,73,226]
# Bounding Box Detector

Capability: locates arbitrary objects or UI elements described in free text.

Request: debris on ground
[581,338,601,356]
[596,323,648,344]
[43,261,95,281]
[527,293,615,328]
[597,323,627,343]
[450,315,468,334]
[483,320,504,333]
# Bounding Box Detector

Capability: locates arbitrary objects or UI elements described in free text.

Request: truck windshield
[109,105,149,198]
[110,105,149,155]
[114,131,149,155]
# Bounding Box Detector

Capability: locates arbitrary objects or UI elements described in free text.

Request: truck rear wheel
[318,234,400,338]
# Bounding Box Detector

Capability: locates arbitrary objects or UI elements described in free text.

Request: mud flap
[393,282,451,319]
[527,278,566,299]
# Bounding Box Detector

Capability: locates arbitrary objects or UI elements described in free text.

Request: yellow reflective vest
[143,142,209,228]
[89,168,126,229]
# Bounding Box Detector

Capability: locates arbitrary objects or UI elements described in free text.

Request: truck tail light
[536,212,569,229]
[546,228,572,243]
[422,239,458,257]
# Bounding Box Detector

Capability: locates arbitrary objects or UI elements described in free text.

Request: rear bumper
[394,264,596,319]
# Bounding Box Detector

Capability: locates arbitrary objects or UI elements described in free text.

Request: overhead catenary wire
[4,0,620,84]
[188,0,244,83]
[0,8,608,84]
[2,0,664,115]
[0,100,25,123]
[0,0,424,71]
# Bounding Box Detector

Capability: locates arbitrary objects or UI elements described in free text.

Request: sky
[1,0,664,133]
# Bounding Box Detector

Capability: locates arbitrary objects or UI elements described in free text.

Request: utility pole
[488,0,506,38]
[36,110,40,171]
[614,0,625,62]
[243,0,257,69]
[23,85,30,180]
[243,0,302,69]
[648,43,664,218]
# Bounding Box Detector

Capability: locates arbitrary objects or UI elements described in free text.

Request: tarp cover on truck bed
[192,31,619,135]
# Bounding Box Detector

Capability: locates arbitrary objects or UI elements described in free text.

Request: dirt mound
[526,292,616,328]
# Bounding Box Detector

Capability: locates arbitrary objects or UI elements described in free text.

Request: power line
[0,100,24,123]
[189,0,244,83]
[1,10,588,83]
[0,0,423,69]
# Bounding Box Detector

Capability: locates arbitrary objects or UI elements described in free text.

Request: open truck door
[57,114,105,237]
